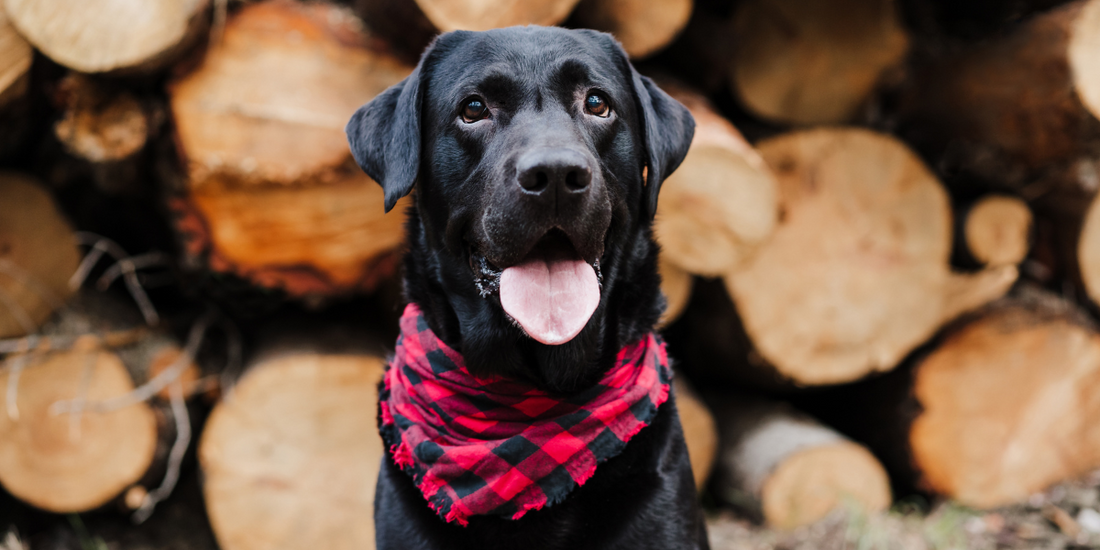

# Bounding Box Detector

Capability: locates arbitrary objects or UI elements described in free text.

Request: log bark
[0,345,158,513]
[572,0,693,59]
[708,393,891,529]
[0,173,80,339]
[673,376,717,490]
[0,4,30,109]
[722,128,1016,386]
[654,82,778,277]
[962,195,1033,268]
[730,0,910,125]
[200,350,386,550]
[168,1,413,300]
[2,0,208,74]
[897,0,1100,194]
[413,0,582,32]
[801,289,1100,510]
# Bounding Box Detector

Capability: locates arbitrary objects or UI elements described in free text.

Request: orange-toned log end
[0,173,80,339]
[964,195,1032,267]
[909,294,1100,509]
[413,0,582,32]
[0,349,158,513]
[730,0,909,125]
[572,0,693,59]
[168,1,414,298]
[200,353,386,550]
[658,255,692,328]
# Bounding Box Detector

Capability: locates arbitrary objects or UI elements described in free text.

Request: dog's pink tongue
[500,253,599,346]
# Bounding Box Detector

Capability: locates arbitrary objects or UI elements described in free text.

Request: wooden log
[897,0,1100,194]
[2,0,208,74]
[1080,195,1100,305]
[802,289,1100,509]
[413,0,582,32]
[0,173,80,339]
[730,0,910,125]
[673,376,717,490]
[724,128,1016,385]
[200,350,386,550]
[962,195,1033,268]
[53,75,150,166]
[0,3,30,109]
[709,393,891,529]
[0,345,158,513]
[657,255,692,328]
[654,82,778,277]
[572,0,693,59]
[168,1,413,300]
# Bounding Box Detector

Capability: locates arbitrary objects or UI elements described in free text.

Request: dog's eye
[584,93,610,117]
[461,97,489,123]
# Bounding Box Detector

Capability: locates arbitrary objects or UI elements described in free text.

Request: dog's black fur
[347,26,706,550]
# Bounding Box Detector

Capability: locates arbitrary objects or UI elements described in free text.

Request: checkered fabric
[378,303,672,526]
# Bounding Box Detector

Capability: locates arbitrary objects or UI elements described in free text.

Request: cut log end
[673,376,717,489]
[572,0,693,59]
[1077,193,1100,306]
[731,0,910,125]
[0,5,31,108]
[658,256,692,328]
[964,196,1033,267]
[0,349,158,513]
[1069,0,1100,122]
[727,128,1014,385]
[168,1,413,298]
[0,173,80,339]
[53,75,150,164]
[656,83,778,276]
[909,296,1100,509]
[761,442,891,529]
[200,353,386,550]
[413,0,582,31]
[2,0,208,73]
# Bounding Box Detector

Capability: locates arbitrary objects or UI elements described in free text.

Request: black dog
[347,26,705,550]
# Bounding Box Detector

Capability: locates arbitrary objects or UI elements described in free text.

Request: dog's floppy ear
[629,69,695,220]
[346,54,428,212]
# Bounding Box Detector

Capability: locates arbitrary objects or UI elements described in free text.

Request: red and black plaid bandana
[378,303,672,526]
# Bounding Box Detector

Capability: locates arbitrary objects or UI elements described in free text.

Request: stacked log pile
[2,0,1100,547]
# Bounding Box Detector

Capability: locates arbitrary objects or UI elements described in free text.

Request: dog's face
[348,27,693,391]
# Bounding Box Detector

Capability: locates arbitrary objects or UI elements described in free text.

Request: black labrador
[347,26,705,550]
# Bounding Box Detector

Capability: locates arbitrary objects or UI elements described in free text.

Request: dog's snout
[516,148,592,196]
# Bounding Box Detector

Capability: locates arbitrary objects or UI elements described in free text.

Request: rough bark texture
[730,0,910,125]
[0,173,80,339]
[725,128,1016,385]
[200,351,386,550]
[655,82,778,276]
[168,1,413,300]
[0,4,30,109]
[0,347,158,513]
[572,0,693,58]
[413,0,582,32]
[2,0,208,74]
[708,393,892,529]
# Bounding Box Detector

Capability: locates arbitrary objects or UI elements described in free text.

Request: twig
[0,328,148,355]
[219,318,243,400]
[67,352,98,442]
[69,232,163,326]
[50,311,217,415]
[132,379,190,524]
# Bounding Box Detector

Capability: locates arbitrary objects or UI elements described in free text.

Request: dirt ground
[5,469,1100,549]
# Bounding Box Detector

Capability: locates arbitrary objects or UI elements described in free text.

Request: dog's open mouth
[471,230,602,346]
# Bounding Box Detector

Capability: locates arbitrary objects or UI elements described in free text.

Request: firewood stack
[2,0,1100,546]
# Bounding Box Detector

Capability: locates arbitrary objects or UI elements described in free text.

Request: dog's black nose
[516,148,592,195]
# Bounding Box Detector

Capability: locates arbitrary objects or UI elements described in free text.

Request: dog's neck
[400,205,665,395]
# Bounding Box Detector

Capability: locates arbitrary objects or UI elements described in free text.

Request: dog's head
[348,27,693,391]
